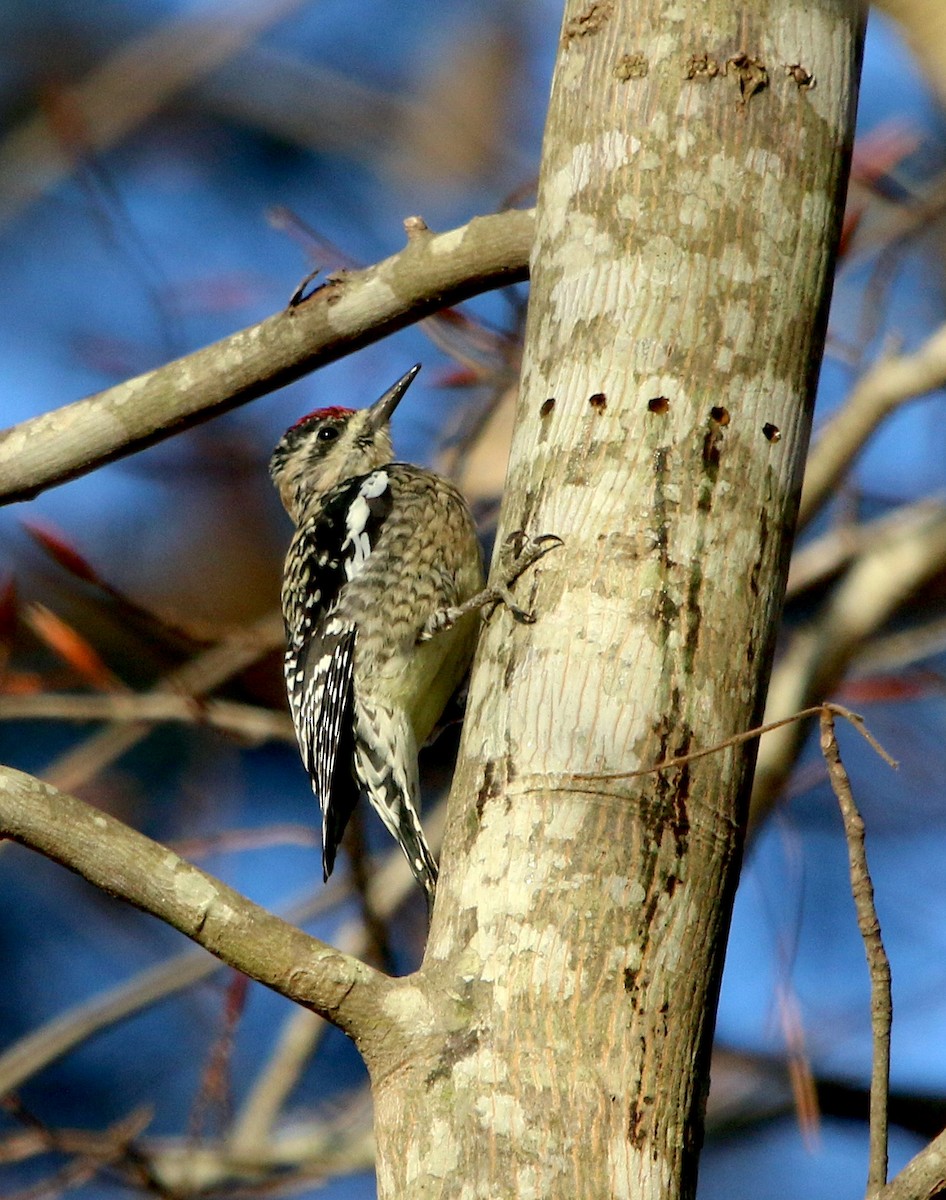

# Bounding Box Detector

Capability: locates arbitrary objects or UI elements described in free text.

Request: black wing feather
[311,626,358,879]
[287,625,357,880]
[283,468,394,881]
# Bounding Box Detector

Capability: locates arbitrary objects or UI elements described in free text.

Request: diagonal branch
[0,764,392,1042]
[750,502,946,825]
[877,1125,946,1200]
[0,208,533,506]
[799,322,946,530]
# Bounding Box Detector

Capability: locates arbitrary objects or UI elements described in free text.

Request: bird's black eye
[317,425,340,442]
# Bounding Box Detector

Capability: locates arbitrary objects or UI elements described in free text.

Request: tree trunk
[359,2,865,1196]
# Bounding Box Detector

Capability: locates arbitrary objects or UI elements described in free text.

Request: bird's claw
[489,530,563,623]
[419,531,562,642]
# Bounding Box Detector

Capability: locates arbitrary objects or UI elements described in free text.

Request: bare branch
[877,1126,946,1200]
[151,1096,375,1193]
[854,612,946,676]
[800,322,946,529]
[786,498,944,598]
[0,209,533,506]
[0,1101,156,1197]
[819,709,892,1198]
[0,692,293,743]
[0,765,391,1039]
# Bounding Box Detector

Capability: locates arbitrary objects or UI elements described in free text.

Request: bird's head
[269,364,420,522]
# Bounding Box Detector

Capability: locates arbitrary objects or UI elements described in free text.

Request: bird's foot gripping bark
[418,531,562,641]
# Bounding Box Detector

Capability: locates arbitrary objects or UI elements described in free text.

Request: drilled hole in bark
[762,422,781,442]
[710,405,730,425]
[540,398,556,417]
[647,396,670,414]
[589,392,607,411]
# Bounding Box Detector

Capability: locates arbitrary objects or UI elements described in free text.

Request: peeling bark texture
[369,2,864,1198]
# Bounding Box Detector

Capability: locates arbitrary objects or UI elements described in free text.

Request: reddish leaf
[189,972,249,1138]
[25,604,124,692]
[0,577,17,644]
[23,521,206,655]
[23,520,101,585]
[224,972,250,1024]
[434,365,484,389]
[838,671,937,705]
[837,206,863,259]
[851,120,919,188]
[430,306,470,328]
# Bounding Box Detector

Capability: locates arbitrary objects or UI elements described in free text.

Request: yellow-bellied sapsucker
[271,364,516,904]
[270,365,559,903]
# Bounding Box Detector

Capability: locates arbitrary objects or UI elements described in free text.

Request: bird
[269,364,560,904]
[267,366,463,903]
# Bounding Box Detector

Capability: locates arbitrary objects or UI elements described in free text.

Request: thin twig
[752,503,946,825]
[819,708,893,1199]
[533,703,896,1198]
[558,703,896,784]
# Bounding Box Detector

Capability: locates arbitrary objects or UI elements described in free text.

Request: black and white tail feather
[351,697,439,892]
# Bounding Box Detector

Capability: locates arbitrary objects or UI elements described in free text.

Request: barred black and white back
[270,371,484,903]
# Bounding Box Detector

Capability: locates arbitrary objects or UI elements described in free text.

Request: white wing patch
[341,470,389,581]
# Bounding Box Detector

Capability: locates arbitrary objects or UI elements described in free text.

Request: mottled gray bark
[365,2,864,1198]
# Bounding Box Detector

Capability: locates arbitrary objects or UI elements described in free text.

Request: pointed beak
[365,364,421,432]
